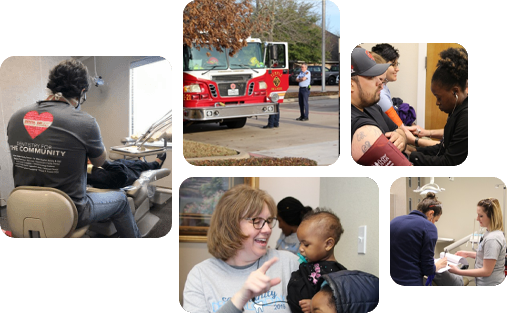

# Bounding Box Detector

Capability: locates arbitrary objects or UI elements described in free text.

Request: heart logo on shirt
[23,111,54,139]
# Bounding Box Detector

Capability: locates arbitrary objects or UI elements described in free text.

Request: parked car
[289,68,302,85]
[307,65,328,85]
[327,65,339,85]
[290,65,338,85]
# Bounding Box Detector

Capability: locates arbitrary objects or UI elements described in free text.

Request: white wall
[178,177,379,304]
[360,43,425,125]
[0,56,69,202]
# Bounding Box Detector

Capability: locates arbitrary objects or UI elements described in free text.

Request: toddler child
[287,208,346,313]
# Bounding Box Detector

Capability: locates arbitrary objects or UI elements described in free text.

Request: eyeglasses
[245,217,277,229]
[390,61,400,68]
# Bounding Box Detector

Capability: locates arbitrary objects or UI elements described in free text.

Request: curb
[186,150,251,162]
[283,95,339,103]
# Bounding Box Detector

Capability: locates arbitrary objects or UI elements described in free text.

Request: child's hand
[299,299,312,313]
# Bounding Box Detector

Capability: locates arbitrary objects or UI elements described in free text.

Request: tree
[183,0,265,56]
[251,0,322,62]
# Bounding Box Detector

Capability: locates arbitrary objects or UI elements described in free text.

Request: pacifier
[297,252,308,264]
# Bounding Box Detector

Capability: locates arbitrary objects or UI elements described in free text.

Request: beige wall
[319,177,379,276]
[390,177,506,270]
[0,56,69,201]
[179,177,379,304]
[261,177,320,249]
[390,177,407,220]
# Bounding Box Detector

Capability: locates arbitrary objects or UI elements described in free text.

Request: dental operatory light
[414,177,445,195]
[92,56,104,87]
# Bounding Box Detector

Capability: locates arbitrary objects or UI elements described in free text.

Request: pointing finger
[258,257,279,274]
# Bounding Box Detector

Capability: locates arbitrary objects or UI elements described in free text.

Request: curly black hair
[277,197,312,226]
[47,59,90,100]
[371,43,399,62]
[301,207,344,244]
[318,284,336,310]
[432,47,468,91]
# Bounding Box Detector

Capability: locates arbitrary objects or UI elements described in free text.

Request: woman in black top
[409,47,468,166]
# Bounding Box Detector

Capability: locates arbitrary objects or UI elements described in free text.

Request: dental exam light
[414,177,445,195]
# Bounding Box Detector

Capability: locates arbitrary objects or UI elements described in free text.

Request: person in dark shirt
[7,59,140,237]
[350,47,407,162]
[275,197,312,255]
[390,192,448,285]
[408,47,468,166]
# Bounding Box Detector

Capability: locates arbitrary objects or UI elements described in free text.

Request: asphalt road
[183,96,340,165]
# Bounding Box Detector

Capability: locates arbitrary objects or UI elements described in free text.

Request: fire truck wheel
[224,117,247,129]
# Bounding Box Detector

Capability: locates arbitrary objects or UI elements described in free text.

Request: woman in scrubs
[449,198,506,286]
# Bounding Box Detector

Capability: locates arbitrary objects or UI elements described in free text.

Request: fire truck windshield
[183,45,228,71]
[184,42,265,71]
[229,42,265,69]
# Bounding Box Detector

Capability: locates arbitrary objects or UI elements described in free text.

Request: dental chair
[87,167,171,237]
[87,110,172,237]
[6,186,90,238]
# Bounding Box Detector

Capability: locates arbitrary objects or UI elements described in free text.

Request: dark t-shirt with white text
[7,101,104,225]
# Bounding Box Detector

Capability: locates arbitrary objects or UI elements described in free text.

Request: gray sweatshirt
[183,249,299,313]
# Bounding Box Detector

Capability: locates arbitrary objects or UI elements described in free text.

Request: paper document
[434,252,469,273]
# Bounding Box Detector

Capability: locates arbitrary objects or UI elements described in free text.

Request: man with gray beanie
[351,47,409,165]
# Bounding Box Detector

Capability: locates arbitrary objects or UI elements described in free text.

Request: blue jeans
[267,112,280,127]
[298,87,310,119]
[87,191,141,238]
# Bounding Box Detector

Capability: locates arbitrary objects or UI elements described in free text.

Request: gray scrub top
[475,230,506,286]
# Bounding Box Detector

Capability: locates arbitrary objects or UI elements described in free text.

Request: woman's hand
[406,125,427,137]
[231,257,281,310]
[448,264,460,274]
[435,257,448,271]
[299,299,312,313]
[402,126,416,145]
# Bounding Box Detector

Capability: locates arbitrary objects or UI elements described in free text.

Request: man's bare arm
[89,144,107,167]
[352,125,382,161]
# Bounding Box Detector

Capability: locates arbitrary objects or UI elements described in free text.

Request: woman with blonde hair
[449,198,506,286]
[183,184,299,313]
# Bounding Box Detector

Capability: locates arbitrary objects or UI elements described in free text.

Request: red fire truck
[183,38,289,128]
